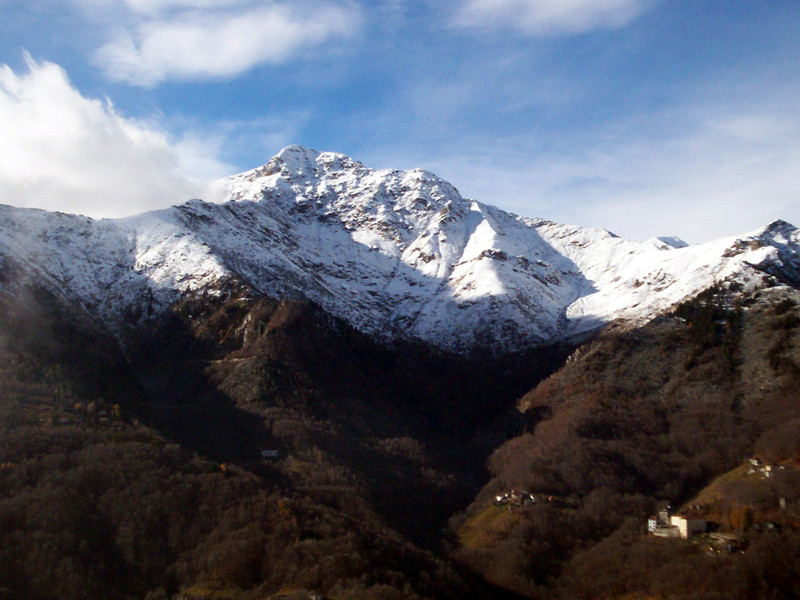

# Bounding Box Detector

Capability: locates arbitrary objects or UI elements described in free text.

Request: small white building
[670,515,706,539]
[649,507,706,540]
[648,507,673,533]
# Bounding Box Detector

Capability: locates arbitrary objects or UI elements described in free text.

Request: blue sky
[1,0,799,243]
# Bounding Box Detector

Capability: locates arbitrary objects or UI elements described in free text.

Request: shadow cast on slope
[122,286,576,551]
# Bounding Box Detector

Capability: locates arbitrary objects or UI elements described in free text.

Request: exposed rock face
[1,145,799,353]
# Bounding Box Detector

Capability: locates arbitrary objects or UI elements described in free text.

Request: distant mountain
[2,144,799,353]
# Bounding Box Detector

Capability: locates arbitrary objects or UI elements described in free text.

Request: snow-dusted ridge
[1,145,799,353]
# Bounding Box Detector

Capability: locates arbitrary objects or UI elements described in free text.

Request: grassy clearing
[458,504,526,550]
[684,463,752,507]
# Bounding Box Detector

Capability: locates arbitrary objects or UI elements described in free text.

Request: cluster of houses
[493,490,569,508]
[648,507,707,540]
[494,490,537,506]
[747,456,785,478]
[649,508,751,553]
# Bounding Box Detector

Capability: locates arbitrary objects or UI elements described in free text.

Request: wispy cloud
[88,0,362,86]
[0,56,230,217]
[453,0,654,34]
[76,0,246,13]
[119,0,247,14]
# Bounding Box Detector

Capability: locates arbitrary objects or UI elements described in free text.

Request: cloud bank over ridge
[0,56,225,217]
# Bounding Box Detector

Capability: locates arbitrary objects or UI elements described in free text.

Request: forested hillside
[0,281,564,600]
[452,281,800,599]
[4,260,800,599]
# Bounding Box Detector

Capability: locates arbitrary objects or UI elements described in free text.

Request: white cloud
[0,57,230,217]
[76,0,244,11]
[91,1,362,85]
[121,0,247,14]
[454,0,653,34]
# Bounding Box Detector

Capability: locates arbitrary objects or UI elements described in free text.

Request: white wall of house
[670,515,706,539]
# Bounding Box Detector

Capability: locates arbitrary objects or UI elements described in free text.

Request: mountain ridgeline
[2,147,800,599]
[2,145,800,354]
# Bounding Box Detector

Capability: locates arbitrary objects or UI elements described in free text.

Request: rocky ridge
[1,145,799,353]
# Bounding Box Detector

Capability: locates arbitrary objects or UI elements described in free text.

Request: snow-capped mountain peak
[1,146,798,354]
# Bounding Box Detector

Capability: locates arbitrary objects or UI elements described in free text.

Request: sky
[0,0,799,243]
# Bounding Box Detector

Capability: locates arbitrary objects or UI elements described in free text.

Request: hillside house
[670,515,707,539]
[648,508,674,536]
[648,507,706,540]
[494,490,536,506]
[746,456,786,478]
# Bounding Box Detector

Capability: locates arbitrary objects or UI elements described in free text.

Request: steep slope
[0,267,547,600]
[451,281,800,598]
[2,145,800,353]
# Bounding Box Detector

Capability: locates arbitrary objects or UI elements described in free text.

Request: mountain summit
[1,146,799,353]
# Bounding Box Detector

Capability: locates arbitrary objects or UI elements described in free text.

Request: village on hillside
[647,456,799,553]
[494,490,571,508]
